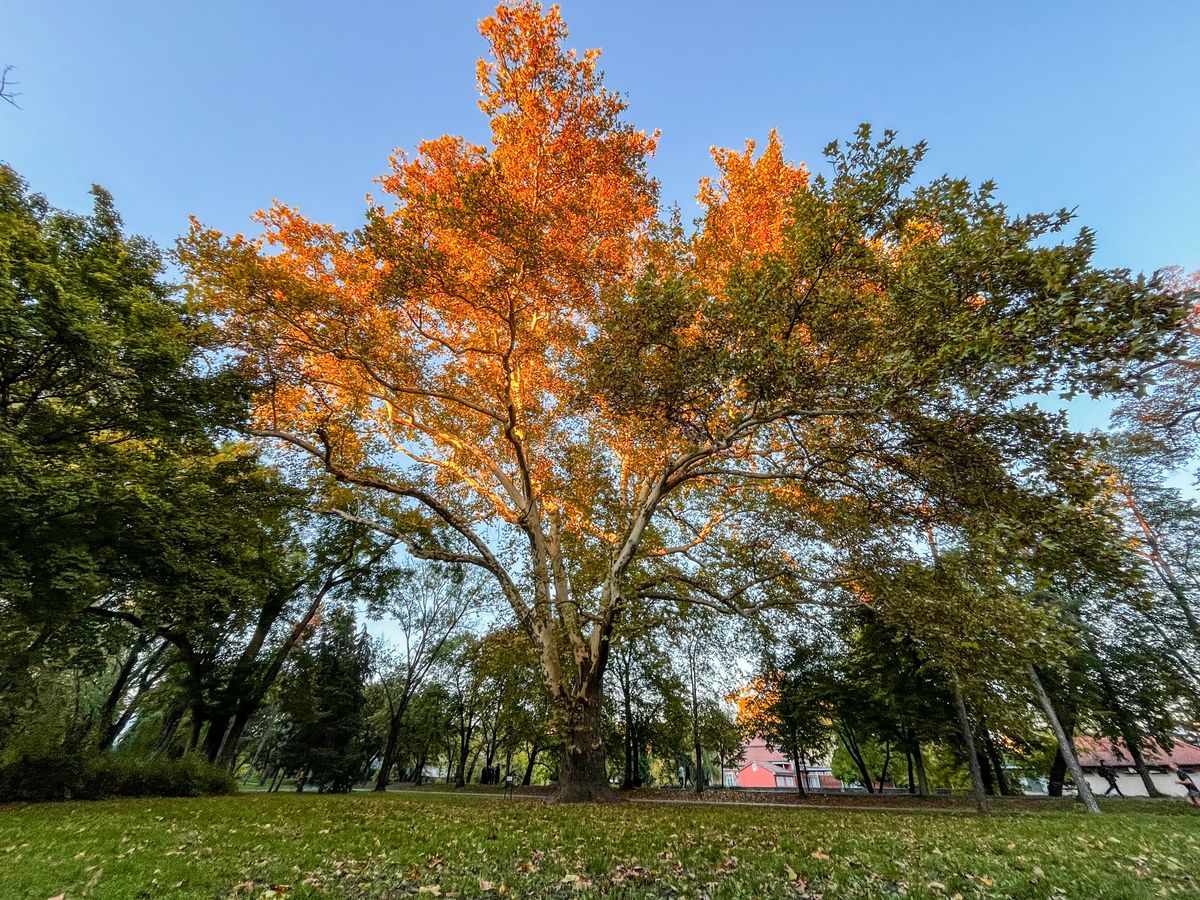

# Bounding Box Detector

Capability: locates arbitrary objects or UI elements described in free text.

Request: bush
[0,749,235,802]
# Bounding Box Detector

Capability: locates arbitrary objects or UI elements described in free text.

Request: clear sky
[3,0,1198,434]
[5,0,1198,269]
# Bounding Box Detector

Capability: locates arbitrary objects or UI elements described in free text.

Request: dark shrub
[0,750,235,802]
[0,746,85,802]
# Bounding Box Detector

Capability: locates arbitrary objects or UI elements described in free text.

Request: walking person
[1098,761,1124,797]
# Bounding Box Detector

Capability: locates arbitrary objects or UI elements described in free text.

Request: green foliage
[831,735,888,787]
[275,607,372,791]
[0,164,246,632]
[756,640,837,775]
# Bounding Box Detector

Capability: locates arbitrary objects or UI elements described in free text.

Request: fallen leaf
[84,868,104,892]
[812,850,831,861]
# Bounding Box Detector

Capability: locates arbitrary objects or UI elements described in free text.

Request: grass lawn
[1,792,1197,899]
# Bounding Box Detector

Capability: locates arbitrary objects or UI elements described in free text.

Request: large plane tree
[182,2,1184,800]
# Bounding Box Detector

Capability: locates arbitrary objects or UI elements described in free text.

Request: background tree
[275,606,371,792]
[607,625,680,789]
[668,611,745,793]
[0,163,244,723]
[733,639,833,796]
[370,562,475,790]
[1117,268,1200,458]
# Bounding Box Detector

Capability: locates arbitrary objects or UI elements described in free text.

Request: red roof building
[1075,736,1200,770]
[1073,736,1200,798]
[722,736,843,791]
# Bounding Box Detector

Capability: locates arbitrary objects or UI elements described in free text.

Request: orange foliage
[695,130,809,289]
[179,2,826,715]
[730,674,781,731]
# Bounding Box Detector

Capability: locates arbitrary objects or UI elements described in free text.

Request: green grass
[1,792,1197,899]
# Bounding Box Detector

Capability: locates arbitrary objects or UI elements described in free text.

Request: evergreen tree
[276,608,371,792]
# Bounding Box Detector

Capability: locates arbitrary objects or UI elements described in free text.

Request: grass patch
[1,791,1197,898]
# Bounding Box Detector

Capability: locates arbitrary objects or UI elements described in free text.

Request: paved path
[625,796,969,814]
[383,787,980,814]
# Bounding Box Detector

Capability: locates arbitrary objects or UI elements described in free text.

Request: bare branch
[1,65,21,109]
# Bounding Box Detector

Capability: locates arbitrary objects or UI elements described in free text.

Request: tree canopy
[178,1,1186,801]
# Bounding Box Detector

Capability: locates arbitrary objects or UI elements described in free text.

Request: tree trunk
[690,653,703,795]
[468,749,483,784]
[953,686,989,814]
[216,705,254,769]
[185,709,205,754]
[201,712,231,762]
[982,727,1015,795]
[621,676,635,789]
[1087,630,1164,798]
[877,740,892,792]
[1048,748,1067,797]
[242,712,275,782]
[913,741,930,796]
[522,745,540,785]
[628,729,638,792]
[553,694,615,803]
[156,704,185,756]
[1027,663,1100,814]
[101,642,167,752]
[374,715,403,791]
[414,747,428,785]
[1123,733,1162,797]
[96,640,146,747]
[841,729,875,793]
[906,750,915,794]
[976,748,996,796]
[460,748,477,787]
[791,748,807,797]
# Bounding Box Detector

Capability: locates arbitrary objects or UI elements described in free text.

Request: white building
[1075,736,1200,798]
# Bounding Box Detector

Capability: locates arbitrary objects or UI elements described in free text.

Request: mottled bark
[553,694,615,803]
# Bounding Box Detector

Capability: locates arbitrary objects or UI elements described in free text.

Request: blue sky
[4,0,1198,432]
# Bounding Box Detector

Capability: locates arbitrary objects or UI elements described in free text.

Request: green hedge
[0,749,235,802]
